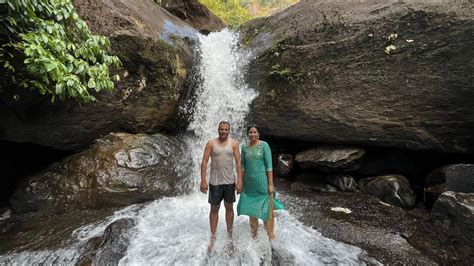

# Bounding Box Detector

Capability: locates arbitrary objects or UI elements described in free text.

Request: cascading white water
[117,30,366,265]
[0,30,369,265]
[184,29,257,190]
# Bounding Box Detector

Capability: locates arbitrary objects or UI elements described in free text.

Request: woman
[237,125,284,240]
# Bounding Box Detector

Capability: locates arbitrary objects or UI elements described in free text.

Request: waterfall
[116,29,366,265]
[0,30,368,265]
[183,28,257,190]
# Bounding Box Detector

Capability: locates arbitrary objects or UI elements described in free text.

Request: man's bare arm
[200,141,212,193]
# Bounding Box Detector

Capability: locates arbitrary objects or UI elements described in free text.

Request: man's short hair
[218,121,230,128]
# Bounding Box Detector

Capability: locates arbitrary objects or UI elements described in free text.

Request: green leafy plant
[0,0,121,103]
[270,63,302,83]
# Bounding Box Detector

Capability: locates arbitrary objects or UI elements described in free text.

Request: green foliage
[270,63,302,83]
[199,0,251,28]
[0,0,121,103]
[199,0,299,28]
[267,41,283,56]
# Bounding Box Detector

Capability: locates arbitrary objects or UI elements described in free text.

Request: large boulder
[409,191,474,264]
[425,164,474,192]
[424,164,474,208]
[295,146,365,172]
[325,174,357,192]
[0,0,198,151]
[243,0,474,153]
[77,218,136,265]
[358,174,415,209]
[161,0,225,33]
[10,133,192,215]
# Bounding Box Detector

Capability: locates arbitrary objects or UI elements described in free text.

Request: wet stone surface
[0,208,118,253]
[275,179,434,264]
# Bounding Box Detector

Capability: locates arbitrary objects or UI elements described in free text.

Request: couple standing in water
[200,121,284,252]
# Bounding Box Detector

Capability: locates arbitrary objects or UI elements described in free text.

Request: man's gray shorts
[208,184,236,205]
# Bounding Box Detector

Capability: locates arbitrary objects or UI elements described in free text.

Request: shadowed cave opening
[0,140,73,208]
[266,136,474,204]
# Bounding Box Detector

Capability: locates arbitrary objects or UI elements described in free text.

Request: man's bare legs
[224,202,235,253]
[208,202,235,253]
[223,202,234,237]
[208,204,220,253]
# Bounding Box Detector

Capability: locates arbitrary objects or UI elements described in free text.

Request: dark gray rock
[276,153,294,178]
[10,133,192,214]
[295,146,365,172]
[409,191,474,264]
[243,0,474,153]
[78,218,136,265]
[431,192,474,237]
[326,174,357,192]
[358,175,415,209]
[424,164,474,208]
[284,191,435,264]
[424,183,446,210]
[161,0,225,33]
[425,164,474,192]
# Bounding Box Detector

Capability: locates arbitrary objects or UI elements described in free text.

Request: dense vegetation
[0,0,120,103]
[199,0,298,28]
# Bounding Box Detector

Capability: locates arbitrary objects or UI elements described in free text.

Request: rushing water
[0,30,367,265]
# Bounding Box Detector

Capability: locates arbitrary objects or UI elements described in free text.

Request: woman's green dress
[237,140,284,221]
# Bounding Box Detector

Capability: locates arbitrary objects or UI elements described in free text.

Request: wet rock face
[161,0,225,33]
[283,190,435,264]
[424,164,474,208]
[431,192,474,237]
[0,141,73,207]
[358,175,416,209]
[291,171,358,193]
[295,146,365,172]
[326,174,357,192]
[425,164,474,192]
[409,191,474,264]
[0,0,197,151]
[78,218,136,265]
[243,0,474,153]
[10,133,192,215]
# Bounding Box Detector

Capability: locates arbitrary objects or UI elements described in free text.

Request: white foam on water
[118,193,363,265]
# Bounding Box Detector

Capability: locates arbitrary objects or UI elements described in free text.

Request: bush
[199,0,299,28]
[0,0,121,103]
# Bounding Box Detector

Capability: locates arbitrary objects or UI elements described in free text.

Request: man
[200,121,242,253]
